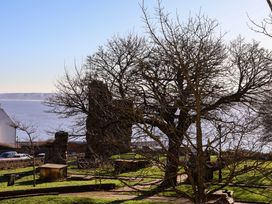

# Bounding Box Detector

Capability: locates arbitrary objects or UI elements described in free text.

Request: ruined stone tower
[85,80,132,159]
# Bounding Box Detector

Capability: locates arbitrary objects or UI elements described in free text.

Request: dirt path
[61,173,193,203]
[61,191,193,203]
[61,175,193,203]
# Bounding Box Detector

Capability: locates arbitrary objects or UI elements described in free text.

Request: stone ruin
[85,80,133,159]
[45,131,68,164]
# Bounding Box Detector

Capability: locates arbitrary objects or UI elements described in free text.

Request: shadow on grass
[241,170,272,186]
[106,185,167,204]
[14,179,39,186]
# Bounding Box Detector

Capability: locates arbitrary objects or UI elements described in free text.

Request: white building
[0,108,16,147]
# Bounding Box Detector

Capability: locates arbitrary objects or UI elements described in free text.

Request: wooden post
[7,174,16,186]
[218,125,222,183]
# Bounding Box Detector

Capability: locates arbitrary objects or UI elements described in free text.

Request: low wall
[0,158,44,170]
[0,183,116,200]
[114,159,150,173]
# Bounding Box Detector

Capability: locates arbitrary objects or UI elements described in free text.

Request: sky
[0,0,271,93]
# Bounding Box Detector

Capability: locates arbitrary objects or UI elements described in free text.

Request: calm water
[0,100,73,141]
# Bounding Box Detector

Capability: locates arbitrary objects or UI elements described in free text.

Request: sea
[0,98,74,141]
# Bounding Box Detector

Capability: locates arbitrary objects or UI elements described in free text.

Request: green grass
[160,185,272,203]
[110,153,145,160]
[0,166,124,191]
[110,153,166,163]
[226,186,272,203]
[0,165,161,192]
[119,166,164,178]
[210,160,272,202]
[213,160,272,186]
[0,176,123,191]
[1,159,272,203]
[0,167,33,176]
[0,195,164,204]
[68,165,115,176]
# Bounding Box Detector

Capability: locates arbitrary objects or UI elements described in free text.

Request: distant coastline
[0,96,72,140]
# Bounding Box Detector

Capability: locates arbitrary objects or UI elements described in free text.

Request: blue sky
[0,0,270,93]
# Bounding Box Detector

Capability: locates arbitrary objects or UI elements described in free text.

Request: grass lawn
[0,157,272,203]
[110,153,145,160]
[68,164,115,176]
[119,166,164,178]
[0,175,123,191]
[0,164,163,192]
[213,160,272,186]
[226,186,272,203]
[0,166,123,191]
[0,195,164,204]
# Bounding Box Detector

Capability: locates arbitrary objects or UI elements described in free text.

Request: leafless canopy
[46,2,272,202]
[248,0,272,38]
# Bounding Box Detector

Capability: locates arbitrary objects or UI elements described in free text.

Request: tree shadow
[106,185,167,204]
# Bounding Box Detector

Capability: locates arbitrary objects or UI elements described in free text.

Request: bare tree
[249,0,272,142]
[45,34,148,159]
[45,66,89,132]
[87,34,148,99]
[12,120,38,187]
[137,3,272,196]
[248,0,272,37]
[266,0,272,12]
[46,3,272,203]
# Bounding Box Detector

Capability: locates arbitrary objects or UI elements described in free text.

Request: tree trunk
[195,91,206,203]
[161,136,181,187]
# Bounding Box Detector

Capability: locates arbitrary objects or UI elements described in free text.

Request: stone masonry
[45,131,68,164]
[85,80,132,159]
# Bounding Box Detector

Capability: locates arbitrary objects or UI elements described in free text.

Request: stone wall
[0,157,44,170]
[108,99,133,154]
[45,131,68,164]
[85,80,132,159]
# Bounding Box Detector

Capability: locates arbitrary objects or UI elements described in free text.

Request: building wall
[0,108,16,146]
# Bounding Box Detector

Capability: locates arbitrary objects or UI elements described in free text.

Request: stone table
[39,163,67,181]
